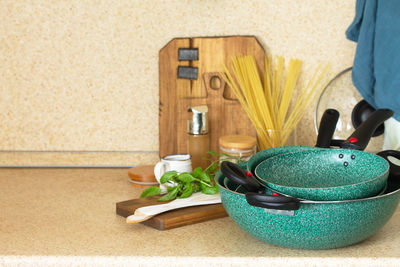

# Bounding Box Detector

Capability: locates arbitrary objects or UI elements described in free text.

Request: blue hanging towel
[346,0,400,121]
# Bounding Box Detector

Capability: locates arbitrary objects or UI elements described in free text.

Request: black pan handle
[377,150,400,177]
[340,109,393,150]
[330,139,345,147]
[352,100,384,137]
[245,192,300,211]
[220,161,262,193]
[316,109,340,148]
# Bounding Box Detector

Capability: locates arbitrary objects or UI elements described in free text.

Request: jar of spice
[219,135,257,162]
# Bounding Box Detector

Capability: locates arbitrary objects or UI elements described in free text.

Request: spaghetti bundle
[222,55,330,150]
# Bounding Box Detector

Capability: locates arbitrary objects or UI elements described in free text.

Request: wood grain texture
[159,36,265,158]
[159,38,191,158]
[116,196,227,230]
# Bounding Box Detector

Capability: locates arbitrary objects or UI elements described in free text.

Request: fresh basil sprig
[140,151,244,201]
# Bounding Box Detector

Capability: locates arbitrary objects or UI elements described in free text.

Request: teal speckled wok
[217,161,400,250]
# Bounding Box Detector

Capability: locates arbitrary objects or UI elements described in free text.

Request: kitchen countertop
[1,168,400,267]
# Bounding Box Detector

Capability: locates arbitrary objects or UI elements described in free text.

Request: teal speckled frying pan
[247,146,321,174]
[254,149,389,201]
[238,109,394,201]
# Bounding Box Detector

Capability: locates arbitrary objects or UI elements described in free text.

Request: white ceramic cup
[154,154,192,190]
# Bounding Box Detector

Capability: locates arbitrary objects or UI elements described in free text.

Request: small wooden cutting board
[116,196,227,230]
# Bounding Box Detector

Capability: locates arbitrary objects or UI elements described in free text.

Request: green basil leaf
[198,171,211,183]
[140,186,162,198]
[207,150,219,156]
[158,187,178,201]
[200,183,219,195]
[192,167,203,178]
[172,176,180,184]
[206,162,218,173]
[177,173,197,183]
[167,186,177,193]
[192,182,201,193]
[160,171,178,184]
[178,182,193,198]
[177,183,185,193]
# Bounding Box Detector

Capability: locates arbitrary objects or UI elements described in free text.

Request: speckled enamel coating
[255,149,389,201]
[247,146,321,173]
[216,162,400,250]
[224,176,388,197]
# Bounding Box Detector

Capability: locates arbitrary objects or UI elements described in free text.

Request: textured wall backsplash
[0,0,356,166]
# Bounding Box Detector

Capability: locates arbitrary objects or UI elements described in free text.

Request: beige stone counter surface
[1,168,400,267]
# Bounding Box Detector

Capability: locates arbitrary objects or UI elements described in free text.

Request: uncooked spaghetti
[222,55,330,150]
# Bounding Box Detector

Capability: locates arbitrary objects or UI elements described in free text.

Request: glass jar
[219,135,257,162]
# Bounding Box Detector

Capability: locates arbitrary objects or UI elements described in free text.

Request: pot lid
[315,67,384,153]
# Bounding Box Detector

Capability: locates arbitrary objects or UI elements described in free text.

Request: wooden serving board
[159,36,265,158]
[116,196,227,230]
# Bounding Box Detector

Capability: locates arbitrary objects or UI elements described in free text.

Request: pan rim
[216,172,400,204]
[254,149,390,190]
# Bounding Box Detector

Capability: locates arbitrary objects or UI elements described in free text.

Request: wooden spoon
[126,192,221,223]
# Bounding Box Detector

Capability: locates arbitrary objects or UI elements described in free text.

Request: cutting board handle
[202,72,233,99]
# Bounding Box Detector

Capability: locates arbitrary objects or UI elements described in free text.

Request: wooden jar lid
[219,135,257,150]
[128,165,159,187]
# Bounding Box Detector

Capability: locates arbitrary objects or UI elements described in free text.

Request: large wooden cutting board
[159,36,265,158]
